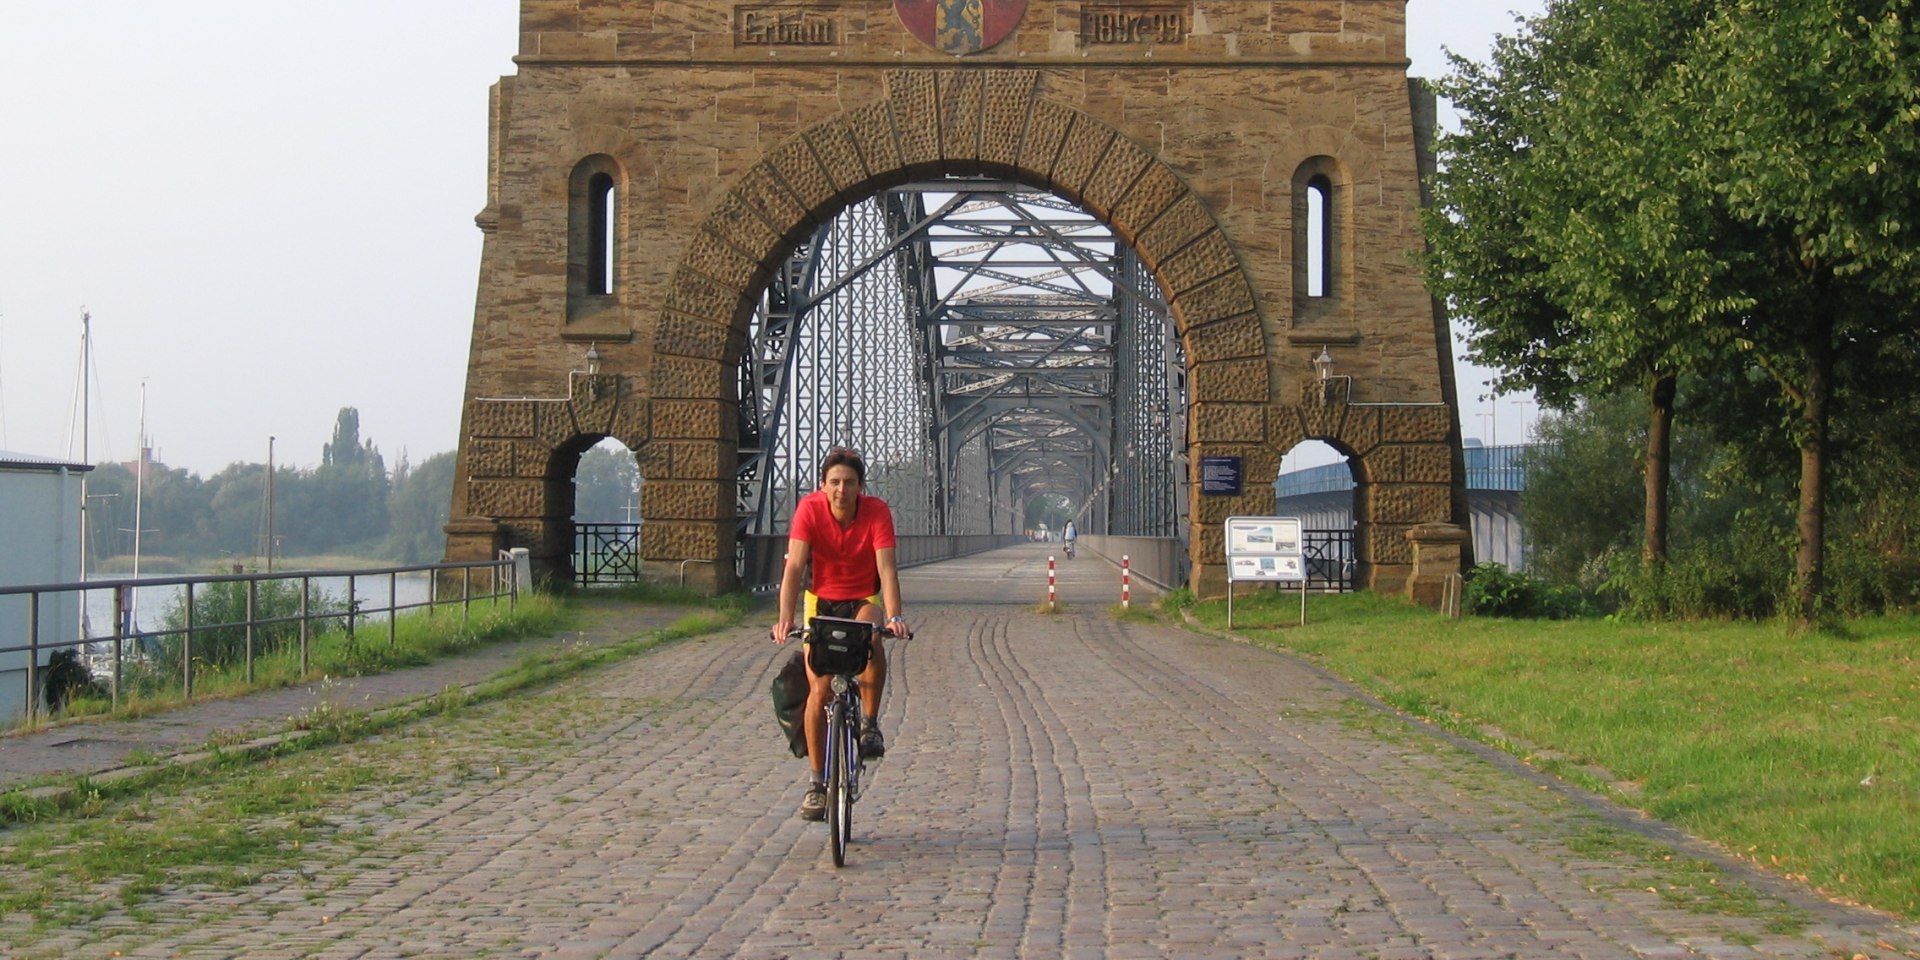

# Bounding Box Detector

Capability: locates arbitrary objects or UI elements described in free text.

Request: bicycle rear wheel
[827,698,855,866]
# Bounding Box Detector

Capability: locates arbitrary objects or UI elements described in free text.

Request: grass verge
[2,593,751,821]
[1180,588,1920,922]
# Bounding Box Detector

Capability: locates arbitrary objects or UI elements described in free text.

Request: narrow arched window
[1292,158,1347,323]
[568,155,624,324]
[588,172,616,295]
[1305,175,1331,299]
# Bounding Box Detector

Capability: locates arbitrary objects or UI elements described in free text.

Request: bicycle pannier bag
[805,616,874,676]
[770,648,808,758]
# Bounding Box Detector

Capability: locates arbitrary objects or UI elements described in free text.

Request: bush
[1463,563,1588,619]
[1598,512,1790,620]
[42,649,105,714]
[155,578,345,675]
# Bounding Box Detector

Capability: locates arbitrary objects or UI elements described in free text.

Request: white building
[0,451,91,725]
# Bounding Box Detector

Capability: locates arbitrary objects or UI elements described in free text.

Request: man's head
[820,446,867,518]
[820,446,866,484]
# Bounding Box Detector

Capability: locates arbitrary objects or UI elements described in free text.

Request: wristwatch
[887,615,906,625]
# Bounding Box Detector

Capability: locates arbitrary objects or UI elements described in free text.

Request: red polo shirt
[790,490,897,601]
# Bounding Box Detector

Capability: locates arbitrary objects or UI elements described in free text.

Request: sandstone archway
[445,4,1470,600]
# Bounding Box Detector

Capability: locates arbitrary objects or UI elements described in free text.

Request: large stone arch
[632,69,1452,596]
[445,6,1470,599]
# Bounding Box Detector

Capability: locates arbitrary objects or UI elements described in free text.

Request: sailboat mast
[133,381,146,586]
[78,311,91,582]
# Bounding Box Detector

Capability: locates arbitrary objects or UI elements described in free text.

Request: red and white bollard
[1048,556,1058,611]
[1122,554,1132,609]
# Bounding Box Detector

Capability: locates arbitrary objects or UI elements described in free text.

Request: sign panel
[1200,455,1242,496]
[1224,516,1305,582]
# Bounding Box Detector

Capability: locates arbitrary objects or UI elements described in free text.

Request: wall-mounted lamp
[576,342,610,400]
[1311,347,1337,405]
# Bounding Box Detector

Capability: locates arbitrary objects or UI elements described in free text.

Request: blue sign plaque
[1200,456,1242,496]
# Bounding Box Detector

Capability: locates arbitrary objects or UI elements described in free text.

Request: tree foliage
[1425,0,1920,619]
[86,408,447,566]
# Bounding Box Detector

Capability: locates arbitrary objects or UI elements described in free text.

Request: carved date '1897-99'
[736,6,837,45]
[1081,5,1188,44]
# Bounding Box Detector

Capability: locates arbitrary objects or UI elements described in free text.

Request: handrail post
[182,582,195,699]
[245,578,258,685]
[26,592,41,724]
[299,576,311,677]
[346,574,357,642]
[462,566,472,625]
[112,584,126,710]
[388,573,398,648]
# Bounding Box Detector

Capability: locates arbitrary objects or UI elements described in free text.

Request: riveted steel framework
[738,181,1185,541]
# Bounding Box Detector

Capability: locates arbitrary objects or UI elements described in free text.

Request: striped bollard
[1048,556,1057,611]
[1122,555,1132,609]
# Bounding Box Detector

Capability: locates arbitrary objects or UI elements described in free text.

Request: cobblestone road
[3,546,1915,959]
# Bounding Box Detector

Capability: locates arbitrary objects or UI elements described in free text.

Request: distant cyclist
[1062,519,1078,557]
[771,446,910,821]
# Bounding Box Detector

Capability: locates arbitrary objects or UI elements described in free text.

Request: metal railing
[2,557,519,726]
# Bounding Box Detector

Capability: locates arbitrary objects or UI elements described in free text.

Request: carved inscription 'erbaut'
[1081,5,1188,45]
[736,6,836,45]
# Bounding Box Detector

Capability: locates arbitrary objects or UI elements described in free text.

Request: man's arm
[774,537,811,643]
[875,546,907,636]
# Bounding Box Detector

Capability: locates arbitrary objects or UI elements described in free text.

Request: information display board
[1224,517,1305,582]
[1223,516,1307,627]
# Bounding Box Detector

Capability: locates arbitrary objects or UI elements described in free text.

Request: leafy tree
[1424,0,1729,568]
[573,444,641,525]
[1024,493,1071,534]
[305,407,390,553]
[1426,0,1920,620]
[384,450,456,563]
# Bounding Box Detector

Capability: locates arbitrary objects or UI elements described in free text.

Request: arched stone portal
[445,1,1471,600]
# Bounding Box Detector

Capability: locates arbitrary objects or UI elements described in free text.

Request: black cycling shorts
[813,597,869,620]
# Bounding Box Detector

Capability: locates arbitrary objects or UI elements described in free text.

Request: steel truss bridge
[735,180,1189,546]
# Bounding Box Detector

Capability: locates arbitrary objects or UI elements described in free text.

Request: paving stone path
[2,546,1915,959]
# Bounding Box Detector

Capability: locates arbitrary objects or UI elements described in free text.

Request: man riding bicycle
[772,447,910,821]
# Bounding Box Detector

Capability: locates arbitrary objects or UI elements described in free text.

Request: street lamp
[584,342,602,376]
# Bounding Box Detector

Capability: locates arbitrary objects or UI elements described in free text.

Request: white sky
[0,0,1544,475]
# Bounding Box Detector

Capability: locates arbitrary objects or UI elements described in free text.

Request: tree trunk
[1643,372,1677,566]
[1795,336,1833,623]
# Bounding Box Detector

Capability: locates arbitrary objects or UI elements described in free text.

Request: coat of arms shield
[895,0,1028,55]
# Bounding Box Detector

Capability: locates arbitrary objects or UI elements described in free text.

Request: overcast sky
[0,0,1544,474]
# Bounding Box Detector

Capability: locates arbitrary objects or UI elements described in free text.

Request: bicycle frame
[790,617,902,868]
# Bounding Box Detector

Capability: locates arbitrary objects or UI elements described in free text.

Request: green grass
[1186,589,1920,921]
[0,595,752,943]
[35,593,573,726]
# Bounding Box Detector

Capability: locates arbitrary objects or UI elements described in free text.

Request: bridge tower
[444,0,1471,600]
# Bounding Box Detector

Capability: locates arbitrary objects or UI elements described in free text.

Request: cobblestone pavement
[3,546,1916,959]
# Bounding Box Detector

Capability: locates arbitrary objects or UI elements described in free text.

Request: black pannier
[805,616,874,676]
[771,648,808,758]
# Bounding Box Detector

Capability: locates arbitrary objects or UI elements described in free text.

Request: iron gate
[1302,529,1355,593]
[575,523,641,585]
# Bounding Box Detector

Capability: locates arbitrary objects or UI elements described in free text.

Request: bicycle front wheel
[827,699,855,867]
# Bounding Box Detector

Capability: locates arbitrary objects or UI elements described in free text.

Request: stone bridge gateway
[444,0,1472,600]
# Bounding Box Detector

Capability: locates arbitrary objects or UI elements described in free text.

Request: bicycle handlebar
[785,624,910,641]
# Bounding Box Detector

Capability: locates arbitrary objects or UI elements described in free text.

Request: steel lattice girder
[738,180,1184,539]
